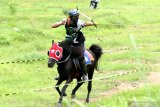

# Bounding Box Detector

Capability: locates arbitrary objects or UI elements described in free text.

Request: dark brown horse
[48,41,102,107]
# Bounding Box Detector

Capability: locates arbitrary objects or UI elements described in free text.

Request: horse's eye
[56,51,60,56]
[47,51,50,56]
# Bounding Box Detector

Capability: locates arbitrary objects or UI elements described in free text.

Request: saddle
[72,50,94,76]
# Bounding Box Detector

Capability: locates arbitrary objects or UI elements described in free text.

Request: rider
[90,0,99,9]
[51,9,96,81]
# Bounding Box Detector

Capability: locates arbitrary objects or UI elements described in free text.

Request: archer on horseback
[51,9,96,81]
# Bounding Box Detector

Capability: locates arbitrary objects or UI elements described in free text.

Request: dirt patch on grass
[147,72,160,84]
[90,71,160,102]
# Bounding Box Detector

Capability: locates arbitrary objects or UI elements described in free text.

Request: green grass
[86,85,160,107]
[0,0,160,106]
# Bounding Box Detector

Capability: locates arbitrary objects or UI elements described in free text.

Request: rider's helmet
[69,9,79,16]
[68,9,79,23]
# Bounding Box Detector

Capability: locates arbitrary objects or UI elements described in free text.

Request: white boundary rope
[0,66,152,97]
[0,42,159,65]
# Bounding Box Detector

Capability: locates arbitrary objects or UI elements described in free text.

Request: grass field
[0,0,160,107]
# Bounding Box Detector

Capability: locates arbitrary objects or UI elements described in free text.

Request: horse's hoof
[85,99,89,103]
[63,93,67,96]
[57,103,62,107]
[71,94,76,99]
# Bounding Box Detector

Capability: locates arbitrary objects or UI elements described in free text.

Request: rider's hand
[93,23,97,27]
[61,19,66,25]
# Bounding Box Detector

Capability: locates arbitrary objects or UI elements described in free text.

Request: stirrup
[82,74,88,82]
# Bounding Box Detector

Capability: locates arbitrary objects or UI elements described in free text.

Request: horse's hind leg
[86,69,94,103]
[71,77,83,99]
[57,77,72,107]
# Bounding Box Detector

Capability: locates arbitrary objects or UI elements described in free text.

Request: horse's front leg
[55,78,67,96]
[55,78,63,96]
[71,77,83,99]
[57,77,72,107]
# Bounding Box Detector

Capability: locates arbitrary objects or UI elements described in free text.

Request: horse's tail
[89,44,103,70]
[89,44,103,60]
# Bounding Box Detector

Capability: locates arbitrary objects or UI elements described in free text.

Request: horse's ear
[52,40,54,45]
[47,51,49,56]
[59,41,63,47]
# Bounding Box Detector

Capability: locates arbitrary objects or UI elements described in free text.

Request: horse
[47,41,102,107]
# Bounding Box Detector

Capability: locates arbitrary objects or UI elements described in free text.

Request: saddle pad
[84,50,94,65]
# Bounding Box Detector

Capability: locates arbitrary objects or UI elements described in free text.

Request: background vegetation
[0,0,160,107]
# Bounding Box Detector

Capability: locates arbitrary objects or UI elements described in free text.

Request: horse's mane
[57,41,71,62]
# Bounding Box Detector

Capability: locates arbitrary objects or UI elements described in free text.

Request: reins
[56,52,71,64]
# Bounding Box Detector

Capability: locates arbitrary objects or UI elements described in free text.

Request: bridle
[56,52,71,64]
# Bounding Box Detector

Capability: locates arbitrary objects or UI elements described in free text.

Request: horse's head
[48,42,63,68]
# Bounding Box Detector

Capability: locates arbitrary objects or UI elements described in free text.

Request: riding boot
[79,57,88,82]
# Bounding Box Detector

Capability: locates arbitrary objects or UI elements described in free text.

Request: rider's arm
[51,19,66,28]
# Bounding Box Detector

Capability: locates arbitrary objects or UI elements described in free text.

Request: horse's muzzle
[48,58,55,68]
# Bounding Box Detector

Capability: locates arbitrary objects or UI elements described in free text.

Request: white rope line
[0,66,152,97]
[0,42,159,64]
